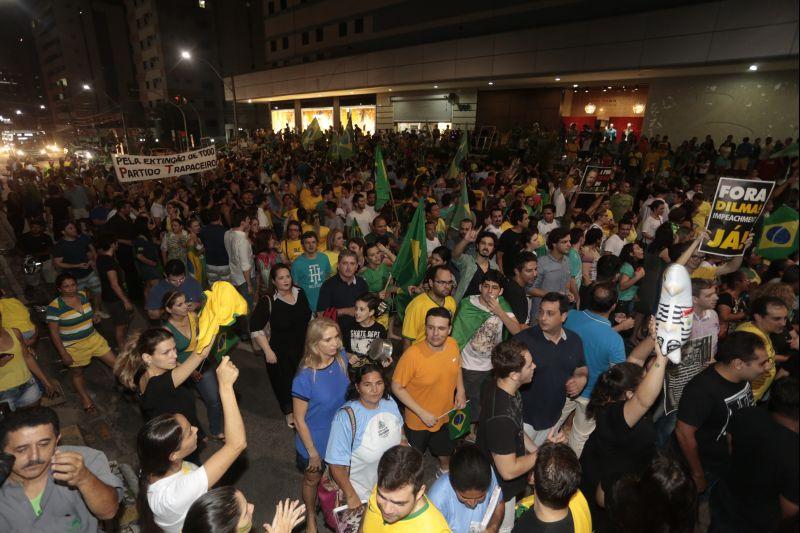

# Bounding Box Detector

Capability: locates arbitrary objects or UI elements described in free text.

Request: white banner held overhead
[112,146,217,182]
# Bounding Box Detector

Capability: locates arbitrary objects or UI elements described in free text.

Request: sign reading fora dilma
[579,166,614,195]
[112,146,217,182]
[700,177,775,257]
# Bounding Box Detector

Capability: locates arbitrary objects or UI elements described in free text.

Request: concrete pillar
[294,100,302,132]
[333,97,341,130]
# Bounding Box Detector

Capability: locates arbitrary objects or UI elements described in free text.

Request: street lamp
[82,83,130,154]
[39,104,46,110]
[15,110,22,115]
[178,49,238,139]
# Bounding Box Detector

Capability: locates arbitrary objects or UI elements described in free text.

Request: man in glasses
[145,259,205,320]
[737,296,795,401]
[402,265,457,351]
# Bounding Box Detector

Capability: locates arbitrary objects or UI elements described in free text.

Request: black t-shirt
[515,326,586,430]
[105,214,135,247]
[140,370,200,430]
[45,196,72,225]
[477,380,527,501]
[512,508,576,533]
[19,232,53,259]
[200,223,229,266]
[676,366,754,474]
[715,405,799,531]
[341,321,387,357]
[717,292,747,334]
[317,275,369,332]
[95,254,124,303]
[463,263,493,300]
[581,401,656,495]
[503,278,529,327]
[498,229,524,278]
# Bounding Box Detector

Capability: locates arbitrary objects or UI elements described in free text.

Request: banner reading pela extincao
[700,177,775,257]
[112,146,217,182]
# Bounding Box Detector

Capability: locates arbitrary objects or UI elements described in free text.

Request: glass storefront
[270,109,295,132]
[301,107,334,131]
[340,105,376,134]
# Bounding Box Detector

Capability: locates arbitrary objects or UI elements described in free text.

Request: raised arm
[202,356,247,486]
[171,337,215,388]
[623,320,668,426]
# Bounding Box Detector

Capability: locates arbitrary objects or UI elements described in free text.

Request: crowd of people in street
[0,122,797,533]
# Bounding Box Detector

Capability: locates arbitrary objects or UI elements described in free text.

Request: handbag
[317,406,356,530]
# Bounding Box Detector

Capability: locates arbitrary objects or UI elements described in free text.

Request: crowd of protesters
[0,121,798,533]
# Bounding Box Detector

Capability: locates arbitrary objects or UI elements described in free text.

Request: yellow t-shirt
[402,293,457,344]
[300,188,323,212]
[691,266,718,280]
[281,239,304,263]
[515,490,592,533]
[0,328,32,391]
[392,337,460,432]
[301,223,330,251]
[362,490,450,533]
[736,322,777,401]
[499,221,513,233]
[323,250,339,277]
[693,201,711,230]
[0,298,35,334]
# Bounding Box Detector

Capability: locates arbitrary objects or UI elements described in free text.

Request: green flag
[448,174,474,230]
[328,130,340,160]
[375,144,391,210]
[756,204,799,260]
[301,117,323,150]
[448,403,472,440]
[446,131,469,179]
[338,112,355,160]
[348,217,363,240]
[391,201,428,314]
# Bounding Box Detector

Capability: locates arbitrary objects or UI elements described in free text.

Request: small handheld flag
[447,402,472,440]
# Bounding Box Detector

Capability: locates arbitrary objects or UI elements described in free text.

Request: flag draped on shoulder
[447,131,469,179]
[451,295,513,350]
[374,144,391,210]
[756,204,799,259]
[448,174,474,229]
[391,201,428,317]
[301,117,323,150]
[338,112,355,160]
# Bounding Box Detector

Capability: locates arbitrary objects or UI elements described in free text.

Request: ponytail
[114,328,173,390]
[586,362,644,419]
[136,414,184,533]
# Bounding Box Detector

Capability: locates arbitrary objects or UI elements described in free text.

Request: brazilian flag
[448,174,475,230]
[756,205,799,260]
[338,112,355,160]
[391,201,428,319]
[448,402,472,440]
[446,131,469,179]
[374,144,391,210]
[328,130,340,160]
[301,117,323,150]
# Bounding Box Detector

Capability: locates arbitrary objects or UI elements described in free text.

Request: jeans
[235,280,254,337]
[195,365,224,436]
[654,410,678,450]
[0,377,42,411]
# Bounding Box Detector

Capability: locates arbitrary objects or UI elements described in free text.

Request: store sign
[112,146,217,182]
[700,177,775,257]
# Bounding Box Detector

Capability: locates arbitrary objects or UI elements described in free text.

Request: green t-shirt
[618,262,638,301]
[362,263,390,292]
[30,490,44,517]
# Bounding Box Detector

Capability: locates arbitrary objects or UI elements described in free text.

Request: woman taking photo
[137,355,247,533]
[249,263,312,428]
[325,362,404,507]
[291,317,350,533]
[580,320,665,512]
[115,327,214,439]
[46,273,117,413]
[617,242,645,317]
[185,488,305,533]
[162,290,224,440]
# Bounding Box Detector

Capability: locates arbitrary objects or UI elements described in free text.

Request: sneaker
[97,310,111,319]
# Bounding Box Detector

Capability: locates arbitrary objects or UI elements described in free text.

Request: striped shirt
[46,292,96,345]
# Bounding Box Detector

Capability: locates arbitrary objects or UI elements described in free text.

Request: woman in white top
[185,486,305,533]
[136,355,247,533]
[325,362,405,508]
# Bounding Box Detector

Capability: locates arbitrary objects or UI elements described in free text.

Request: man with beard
[452,228,499,303]
[0,407,122,531]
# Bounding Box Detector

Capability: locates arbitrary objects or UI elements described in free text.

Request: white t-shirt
[346,209,375,236]
[150,202,166,221]
[147,462,209,533]
[426,237,441,257]
[641,215,663,244]
[603,233,626,256]
[461,296,515,371]
[537,219,560,239]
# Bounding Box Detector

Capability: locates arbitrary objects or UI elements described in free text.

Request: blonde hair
[299,317,346,375]
[114,327,173,390]
[327,228,344,251]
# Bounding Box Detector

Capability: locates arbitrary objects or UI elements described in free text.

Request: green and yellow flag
[756,204,799,260]
[448,174,474,229]
[338,112,355,160]
[448,402,472,440]
[375,144,391,210]
[446,131,469,179]
[328,130,340,160]
[301,117,323,150]
[391,201,427,317]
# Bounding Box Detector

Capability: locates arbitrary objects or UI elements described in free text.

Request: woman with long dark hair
[185,487,305,533]
[136,356,246,533]
[325,362,404,508]
[580,320,668,513]
[249,263,312,429]
[617,242,645,317]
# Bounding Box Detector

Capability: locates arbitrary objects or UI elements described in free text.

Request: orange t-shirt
[392,337,461,432]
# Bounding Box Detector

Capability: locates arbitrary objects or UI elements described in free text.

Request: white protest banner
[112,146,217,183]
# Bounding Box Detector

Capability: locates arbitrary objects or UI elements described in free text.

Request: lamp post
[82,84,130,154]
[179,50,238,140]
[165,100,189,151]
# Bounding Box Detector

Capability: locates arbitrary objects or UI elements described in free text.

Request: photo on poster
[578,166,614,195]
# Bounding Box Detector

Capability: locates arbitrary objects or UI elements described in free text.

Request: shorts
[206,264,231,284]
[405,424,454,457]
[105,300,134,326]
[65,332,112,367]
[21,329,36,341]
[0,377,42,410]
[295,451,327,474]
[462,368,491,419]
[76,271,102,295]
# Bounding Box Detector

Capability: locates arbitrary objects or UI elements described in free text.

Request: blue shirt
[428,471,501,533]
[146,277,206,311]
[325,398,404,501]
[52,234,93,278]
[564,310,626,398]
[291,253,331,311]
[292,358,350,459]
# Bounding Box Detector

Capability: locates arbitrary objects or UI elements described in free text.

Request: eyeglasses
[433,279,455,286]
